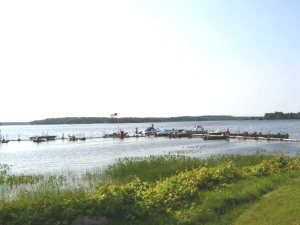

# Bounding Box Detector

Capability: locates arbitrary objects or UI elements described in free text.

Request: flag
[110,113,118,118]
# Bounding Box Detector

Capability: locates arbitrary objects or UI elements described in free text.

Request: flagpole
[110,113,125,139]
[110,113,119,134]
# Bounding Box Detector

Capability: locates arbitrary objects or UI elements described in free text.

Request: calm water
[0,120,300,174]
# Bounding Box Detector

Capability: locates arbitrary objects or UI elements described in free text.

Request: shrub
[250,153,297,176]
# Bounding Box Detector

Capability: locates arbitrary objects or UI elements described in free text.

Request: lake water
[1,120,300,174]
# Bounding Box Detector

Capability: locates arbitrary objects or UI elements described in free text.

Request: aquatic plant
[0,153,300,225]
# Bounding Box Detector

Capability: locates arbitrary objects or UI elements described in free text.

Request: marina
[0,123,297,142]
[0,120,300,174]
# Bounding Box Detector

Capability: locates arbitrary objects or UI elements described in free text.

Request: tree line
[29,115,250,125]
[2,112,299,125]
[263,112,300,120]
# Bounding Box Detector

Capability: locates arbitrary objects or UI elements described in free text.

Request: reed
[0,152,274,200]
[96,155,207,184]
[0,152,299,225]
[95,150,272,184]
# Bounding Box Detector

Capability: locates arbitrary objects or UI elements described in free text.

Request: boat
[68,134,79,141]
[202,129,230,140]
[30,135,56,141]
[140,126,157,136]
[193,125,205,133]
[1,139,9,143]
[169,125,207,138]
[32,137,47,143]
[0,132,10,143]
[156,128,175,137]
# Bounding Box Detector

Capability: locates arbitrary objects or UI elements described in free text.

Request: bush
[249,153,300,176]
[1,153,300,224]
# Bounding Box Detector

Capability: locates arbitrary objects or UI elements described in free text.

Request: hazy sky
[1,0,299,122]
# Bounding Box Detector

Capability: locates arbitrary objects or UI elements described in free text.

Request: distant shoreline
[0,122,30,126]
[1,115,251,125]
[1,112,299,125]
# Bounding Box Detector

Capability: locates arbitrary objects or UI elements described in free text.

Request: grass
[98,150,272,184]
[0,152,300,225]
[133,173,296,225]
[234,179,300,225]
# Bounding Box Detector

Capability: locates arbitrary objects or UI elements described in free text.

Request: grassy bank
[234,180,300,225]
[1,152,300,225]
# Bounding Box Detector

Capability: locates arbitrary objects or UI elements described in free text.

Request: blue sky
[0,0,299,122]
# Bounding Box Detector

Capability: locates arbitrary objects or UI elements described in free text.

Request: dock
[227,132,300,142]
[1,128,299,143]
[230,135,300,142]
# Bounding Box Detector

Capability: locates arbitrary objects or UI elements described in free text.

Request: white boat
[30,135,56,141]
[68,134,79,141]
[32,137,47,143]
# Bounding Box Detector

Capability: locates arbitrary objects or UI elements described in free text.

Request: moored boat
[32,137,47,143]
[203,130,230,140]
[1,139,9,143]
[30,135,56,141]
[68,134,79,141]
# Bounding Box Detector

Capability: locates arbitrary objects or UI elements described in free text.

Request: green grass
[134,173,296,225]
[234,179,300,225]
[0,152,300,225]
[98,151,272,184]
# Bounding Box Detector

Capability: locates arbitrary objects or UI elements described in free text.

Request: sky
[0,0,299,122]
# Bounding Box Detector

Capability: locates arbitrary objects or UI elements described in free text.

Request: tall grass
[0,151,275,200]
[0,152,299,225]
[96,151,272,184]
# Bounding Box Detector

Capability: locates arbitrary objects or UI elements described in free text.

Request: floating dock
[230,135,300,142]
[1,129,299,143]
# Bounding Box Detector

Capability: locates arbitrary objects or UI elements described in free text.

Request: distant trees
[3,113,300,125]
[0,122,29,125]
[29,115,250,125]
[264,112,300,120]
[30,117,106,125]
